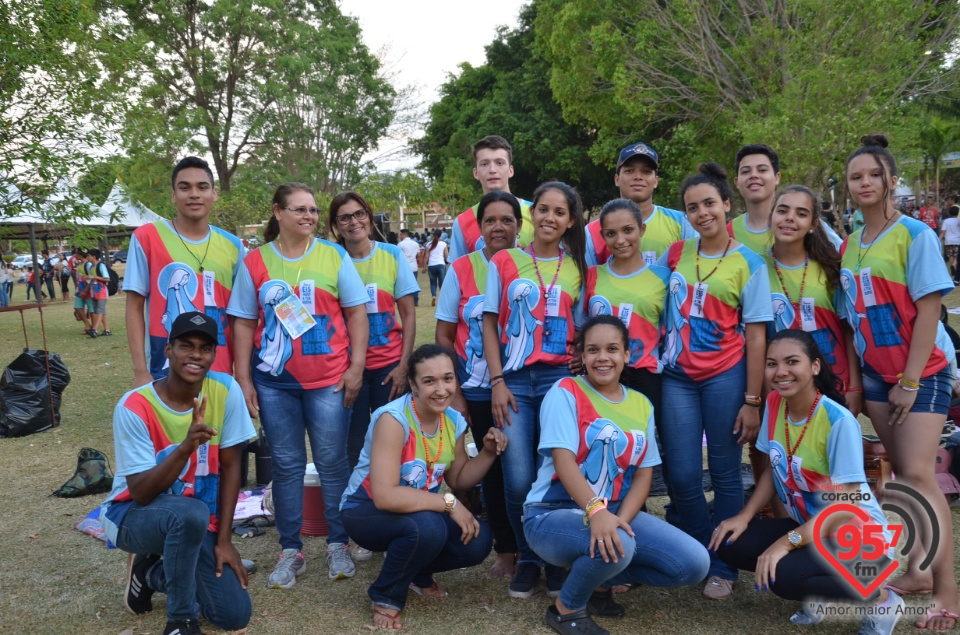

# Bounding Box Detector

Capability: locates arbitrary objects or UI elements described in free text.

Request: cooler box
[302,464,329,537]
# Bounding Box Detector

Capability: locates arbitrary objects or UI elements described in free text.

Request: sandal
[409,581,448,598]
[545,605,609,635]
[885,583,933,596]
[587,589,625,618]
[372,605,403,631]
[916,608,959,630]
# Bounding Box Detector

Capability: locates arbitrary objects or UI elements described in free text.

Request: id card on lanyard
[275,293,317,339]
[859,268,877,308]
[800,297,817,331]
[203,270,217,306]
[691,282,708,318]
[545,285,562,317]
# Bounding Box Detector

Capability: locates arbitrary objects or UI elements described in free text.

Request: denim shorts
[862,367,952,415]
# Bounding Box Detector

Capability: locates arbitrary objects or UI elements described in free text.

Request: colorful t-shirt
[585,205,696,267]
[227,240,367,390]
[99,372,256,545]
[727,214,842,254]
[75,261,92,298]
[583,262,670,372]
[757,392,891,548]
[349,242,420,371]
[436,250,494,399]
[838,216,954,383]
[123,221,245,379]
[341,393,468,509]
[484,248,585,372]
[525,376,660,507]
[449,198,534,260]
[658,239,772,381]
[90,262,109,300]
[764,252,850,388]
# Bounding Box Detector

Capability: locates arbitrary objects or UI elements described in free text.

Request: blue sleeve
[655,251,671,269]
[680,215,699,240]
[449,222,468,261]
[122,234,149,295]
[537,384,579,458]
[825,413,867,484]
[219,380,256,448]
[112,399,158,478]
[639,411,662,468]
[572,285,586,330]
[225,263,259,319]
[483,259,503,314]
[336,255,368,308]
[584,231,598,267]
[435,264,462,323]
[449,407,469,441]
[740,260,774,323]
[906,228,954,301]
[390,246,421,299]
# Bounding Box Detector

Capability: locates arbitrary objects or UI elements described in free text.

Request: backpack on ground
[52,447,114,497]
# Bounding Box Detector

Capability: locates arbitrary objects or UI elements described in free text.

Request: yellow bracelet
[896,374,921,389]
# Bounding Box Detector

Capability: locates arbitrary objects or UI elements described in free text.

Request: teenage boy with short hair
[729,144,841,252]
[124,157,245,388]
[86,248,113,337]
[397,228,422,306]
[100,311,254,635]
[585,141,697,266]
[72,248,94,332]
[448,135,533,260]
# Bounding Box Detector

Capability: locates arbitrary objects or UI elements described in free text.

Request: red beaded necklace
[529,244,563,337]
[771,248,809,314]
[411,398,443,467]
[783,390,821,462]
[695,237,732,283]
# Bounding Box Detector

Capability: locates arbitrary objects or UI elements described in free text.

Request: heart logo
[812,503,901,599]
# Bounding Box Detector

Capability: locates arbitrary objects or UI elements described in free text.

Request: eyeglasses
[335,209,369,225]
[283,206,321,217]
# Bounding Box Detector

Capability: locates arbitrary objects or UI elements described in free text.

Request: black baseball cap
[616,142,659,171]
[169,311,218,344]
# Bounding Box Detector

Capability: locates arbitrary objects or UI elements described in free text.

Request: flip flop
[885,584,933,596]
[372,606,403,631]
[409,581,448,598]
[915,608,959,630]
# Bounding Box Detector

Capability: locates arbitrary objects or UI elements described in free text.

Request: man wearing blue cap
[585,141,697,266]
[99,311,255,635]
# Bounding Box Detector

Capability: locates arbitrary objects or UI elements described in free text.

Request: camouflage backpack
[52,447,114,498]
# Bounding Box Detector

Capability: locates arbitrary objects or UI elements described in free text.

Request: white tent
[99,181,163,227]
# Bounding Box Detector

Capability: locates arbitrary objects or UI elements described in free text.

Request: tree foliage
[536,0,960,201]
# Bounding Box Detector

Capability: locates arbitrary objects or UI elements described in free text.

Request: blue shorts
[862,367,952,415]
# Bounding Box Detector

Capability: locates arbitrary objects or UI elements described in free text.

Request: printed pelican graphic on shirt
[582,419,642,500]
[663,275,688,366]
[157,263,200,371]
[257,280,294,376]
[503,280,541,373]
[771,293,795,333]
[462,296,489,389]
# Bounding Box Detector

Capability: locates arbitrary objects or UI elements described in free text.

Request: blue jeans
[862,367,952,414]
[524,503,709,610]
[410,269,419,306]
[347,361,399,470]
[114,495,251,629]
[660,359,746,581]
[427,264,445,298]
[0,281,7,307]
[502,362,572,565]
[255,380,352,548]
[342,499,492,610]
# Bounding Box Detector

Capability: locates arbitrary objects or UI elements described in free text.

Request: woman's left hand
[589,508,633,563]
[733,404,760,445]
[336,365,364,409]
[887,384,918,425]
[755,537,791,591]
[481,427,508,456]
[384,364,409,401]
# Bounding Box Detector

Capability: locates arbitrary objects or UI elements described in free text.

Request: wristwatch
[443,492,457,514]
[787,530,803,549]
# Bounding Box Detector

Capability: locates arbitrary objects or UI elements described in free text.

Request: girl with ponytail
[712,329,903,633]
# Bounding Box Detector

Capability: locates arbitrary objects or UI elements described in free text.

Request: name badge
[800,297,817,331]
[859,268,877,308]
[275,293,317,339]
[789,455,808,491]
[630,430,647,465]
[545,285,562,317]
[691,282,708,318]
[202,270,216,306]
[618,303,634,328]
[365,283,378,314]
[300,280,315,314]
[642,250,657,266]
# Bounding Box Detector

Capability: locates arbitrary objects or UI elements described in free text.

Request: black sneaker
[545,564,568,598]
[85,329,98,338]
[124,552,160,615]
[508,562,541,599]
[100,330,112,336]
[162,619,202,635]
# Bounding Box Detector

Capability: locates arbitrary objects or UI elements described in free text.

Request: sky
[339,0,529,170]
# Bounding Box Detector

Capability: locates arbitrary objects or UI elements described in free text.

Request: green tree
[536,0,960,201]
[919,116,959,207]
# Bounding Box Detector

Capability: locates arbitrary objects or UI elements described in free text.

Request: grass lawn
[0,274,957,634]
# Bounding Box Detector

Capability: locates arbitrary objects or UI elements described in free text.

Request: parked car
[10,255,42,270]
[111,250,128,263]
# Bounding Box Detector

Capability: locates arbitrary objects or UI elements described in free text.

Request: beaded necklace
[529,244,563,337]
[783,390,821,462]
[771,248,809,314]
[695,237,732,283]
[411,398,444,468]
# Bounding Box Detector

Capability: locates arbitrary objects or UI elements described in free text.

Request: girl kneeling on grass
[712,329,902,634]
[340,344,508,631]
[524,315,710,635]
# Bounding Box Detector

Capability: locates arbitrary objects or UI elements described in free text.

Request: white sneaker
[350,543,374,561]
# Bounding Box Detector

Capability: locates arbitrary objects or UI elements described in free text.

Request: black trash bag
[0,349,70,438]
[52,447,114,497]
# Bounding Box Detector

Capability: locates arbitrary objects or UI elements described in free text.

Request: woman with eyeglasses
[228,183,370,588]
[329,193,420,485]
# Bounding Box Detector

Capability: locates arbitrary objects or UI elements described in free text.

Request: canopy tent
[99,181,163,227]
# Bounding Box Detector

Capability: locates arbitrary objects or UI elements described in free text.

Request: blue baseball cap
[617,142,659,171]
